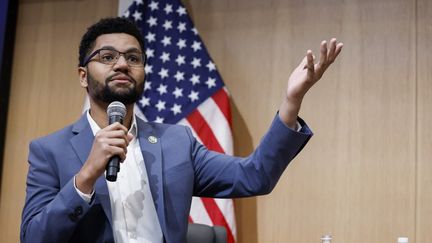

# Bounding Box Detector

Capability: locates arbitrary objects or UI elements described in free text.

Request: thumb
[297,55,308,70]
[127,133,134,142]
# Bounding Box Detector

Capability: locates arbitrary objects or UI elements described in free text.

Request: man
[21,17,343,243]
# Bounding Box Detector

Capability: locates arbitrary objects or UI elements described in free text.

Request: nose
[113,55,129,71]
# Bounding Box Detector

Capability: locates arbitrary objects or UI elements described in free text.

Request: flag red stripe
[211,88,232,127]
[186,109,224,153]
[201,198,235,243]
[186,108,235,242]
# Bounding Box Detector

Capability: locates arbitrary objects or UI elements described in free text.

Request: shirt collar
[86,109,138,137]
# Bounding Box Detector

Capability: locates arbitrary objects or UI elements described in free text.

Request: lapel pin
[148,136,158,144]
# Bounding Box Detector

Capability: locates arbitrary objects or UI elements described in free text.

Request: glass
[81,48,145,67]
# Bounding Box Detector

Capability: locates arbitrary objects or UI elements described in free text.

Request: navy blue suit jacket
[21,114,312,243]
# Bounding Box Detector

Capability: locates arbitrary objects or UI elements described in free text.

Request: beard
[87,71,144,105]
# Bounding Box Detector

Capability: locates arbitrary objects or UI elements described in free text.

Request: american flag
[122,0,236,241]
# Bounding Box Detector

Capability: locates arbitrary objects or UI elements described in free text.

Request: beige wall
[0,0,430,242]
[0,0,118,241]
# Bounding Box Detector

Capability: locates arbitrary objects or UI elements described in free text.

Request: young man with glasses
[21,17,342,243]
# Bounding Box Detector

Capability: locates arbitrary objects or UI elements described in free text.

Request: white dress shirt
[74,111,163,243]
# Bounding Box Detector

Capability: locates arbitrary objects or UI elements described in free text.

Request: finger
[328,38,337,54]
[127,133,134,142]
[306,50,314,81]
[108,146,127,162]
[306,50,314,69]
[104,130,130,140]
[107,138,129,149]
[327,38,338,62]
[104,138,128,157]
[333,42,344,59]
[99,130,130,148]
[318,40,328,67]
[105,122,128,133]
[297,55,308,70]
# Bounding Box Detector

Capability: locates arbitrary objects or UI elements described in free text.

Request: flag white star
[162,20,172,30]
[123,10,130,18]
[161,36,171,46]
[177,22,187,33]
[154,116,164,123]
[191,41,202,52]
[177,6,186,16]
[158,68,169,79]
[170,103,182,115]
[205,77,217,88]
[139,96,150,107]
[177,39,187,49]
[145,32,156,43]
[133,11,142,21]
[160,52,170,63]
[192,28,198,35]
[149,1,159,11]
[188,90,199,102]
[146,48,154,58]
[174,71,185,82]
[164,4,173,14]
[190,74,200,85]
[144,64,153,74]
[191,58,201,68]
[206,61,216,71]
[172,87,183,98]
[147,16,157,27]
[157,84,168,95]
[134,0,143,5]
[144,81,151,90]
[175,55,186,66]
[155,100,166,111]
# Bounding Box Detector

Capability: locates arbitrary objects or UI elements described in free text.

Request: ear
[78,67,88,88]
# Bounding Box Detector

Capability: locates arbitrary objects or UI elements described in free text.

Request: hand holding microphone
[76,101,132,194]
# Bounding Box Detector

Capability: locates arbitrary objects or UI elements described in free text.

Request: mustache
[106,73,137,84]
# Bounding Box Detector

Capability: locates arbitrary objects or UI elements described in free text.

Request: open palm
[286,38,343,103]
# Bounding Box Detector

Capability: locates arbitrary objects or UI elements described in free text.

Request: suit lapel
[70,114,93,166]
[137,118,168,239]
[70,114,112,226]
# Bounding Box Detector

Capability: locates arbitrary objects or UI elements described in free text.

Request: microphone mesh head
[107,101,126,118]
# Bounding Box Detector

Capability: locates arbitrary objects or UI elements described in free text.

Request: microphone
[106,101,127,182]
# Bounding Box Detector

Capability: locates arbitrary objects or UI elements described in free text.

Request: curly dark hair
[78,17,145,67]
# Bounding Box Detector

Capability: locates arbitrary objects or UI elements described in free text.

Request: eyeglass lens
[99,49,144,66]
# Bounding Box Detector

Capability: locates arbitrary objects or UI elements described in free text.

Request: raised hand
[279,38,343,128]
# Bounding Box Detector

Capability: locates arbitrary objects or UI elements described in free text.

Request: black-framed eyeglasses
[81,48,146,67]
